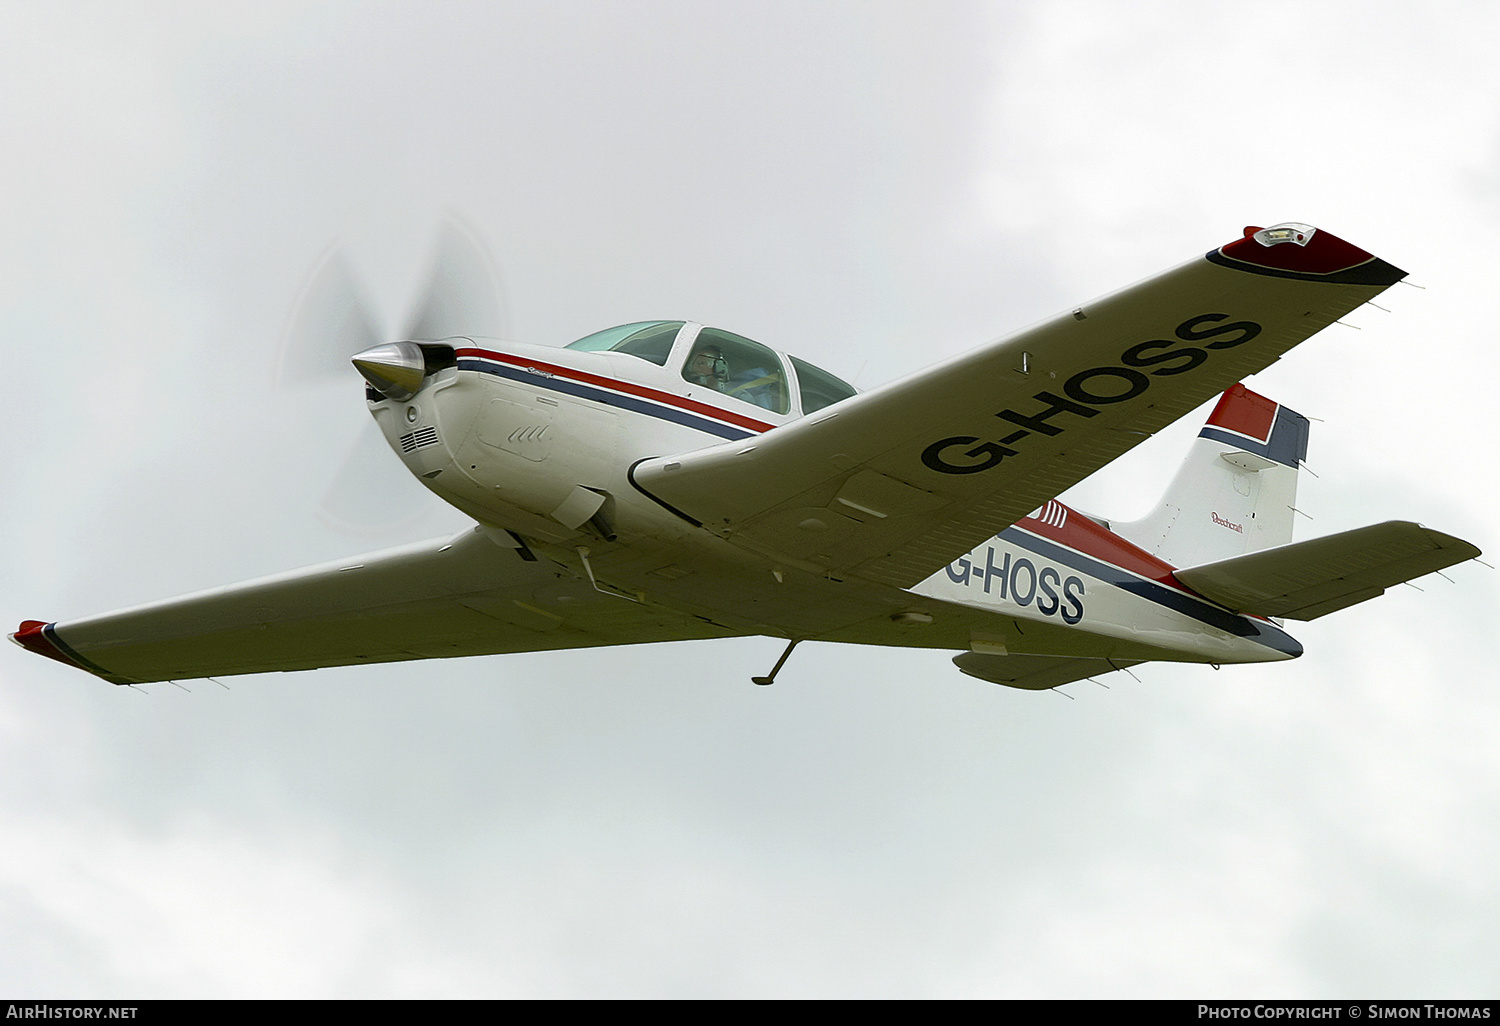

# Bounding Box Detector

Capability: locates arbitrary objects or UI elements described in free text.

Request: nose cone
[352,341,426,401]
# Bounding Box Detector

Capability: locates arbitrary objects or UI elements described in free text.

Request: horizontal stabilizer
[953,651,1143,691]
[1173,521,1480,621]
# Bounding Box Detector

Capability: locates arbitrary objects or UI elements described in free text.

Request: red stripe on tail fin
[1206,383,1278,444]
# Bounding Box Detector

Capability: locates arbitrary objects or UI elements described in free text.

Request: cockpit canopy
[565,320,683,366]
[565,321,856,417]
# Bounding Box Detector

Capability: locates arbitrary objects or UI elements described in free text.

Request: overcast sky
[3,0,1497,998]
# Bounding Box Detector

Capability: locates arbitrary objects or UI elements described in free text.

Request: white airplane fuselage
[366,329,1300,670]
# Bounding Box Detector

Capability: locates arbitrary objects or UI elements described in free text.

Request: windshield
[790,355,857,413]
[682,328,790,414]
[565,321,684,366]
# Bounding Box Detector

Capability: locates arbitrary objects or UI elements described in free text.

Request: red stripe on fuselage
[1016,505,1180,585]
[456,347,777,434]
[1016,502,1275,620]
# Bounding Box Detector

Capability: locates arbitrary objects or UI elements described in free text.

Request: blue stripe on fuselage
[1000,526,1303,656]
[457,358,757,441]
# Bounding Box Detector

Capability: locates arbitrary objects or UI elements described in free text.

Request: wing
[1173,521,1480,621]
[11,527,744,684]
[631,224,1405,588]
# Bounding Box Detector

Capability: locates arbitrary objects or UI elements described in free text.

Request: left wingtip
[11,619,69,664]
[10,620,115,680]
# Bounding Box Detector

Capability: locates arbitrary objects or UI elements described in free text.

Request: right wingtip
[1209,222,1407,286]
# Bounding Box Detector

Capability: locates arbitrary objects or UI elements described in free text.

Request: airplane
[10,221,1482,692]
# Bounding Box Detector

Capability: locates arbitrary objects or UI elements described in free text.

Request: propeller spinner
[352,341,427,401]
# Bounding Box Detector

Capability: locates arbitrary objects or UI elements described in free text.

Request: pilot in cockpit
[684,344,730,392]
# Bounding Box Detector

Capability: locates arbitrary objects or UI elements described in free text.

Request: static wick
[1400,280,1427,289]
[1088,677,1111,689]
[208,677,231,690]
[1289,505,1314,521]
[1298,460,1320,479]
[169,681,191,693]
[1434,570,1455,584]
[1473,558,1494,570]
[1051,687,1076,700]
[1334,320,1363,330]
[1366,301,1392,313]
[1402,580,1425,592]
[126,684,149,695]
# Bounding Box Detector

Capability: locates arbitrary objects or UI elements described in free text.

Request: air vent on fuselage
[399,426,440,454]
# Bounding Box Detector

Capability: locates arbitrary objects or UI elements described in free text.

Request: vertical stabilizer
[1112,384,1309,569]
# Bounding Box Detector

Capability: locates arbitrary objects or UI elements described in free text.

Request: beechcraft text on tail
[12,222,1481,693]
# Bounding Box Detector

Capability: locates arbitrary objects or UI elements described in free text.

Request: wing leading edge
[12,528,745,684]
[632,224,1406,589]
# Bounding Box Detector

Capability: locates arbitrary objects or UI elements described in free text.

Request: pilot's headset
[697,345,729,385]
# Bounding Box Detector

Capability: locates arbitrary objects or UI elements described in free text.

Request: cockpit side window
[681,328,789,414]
[564,321,684,366]
[790,355,857,414]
